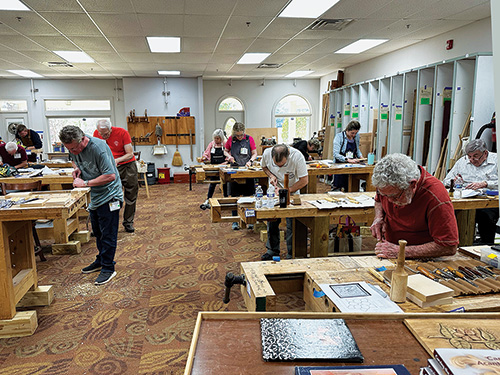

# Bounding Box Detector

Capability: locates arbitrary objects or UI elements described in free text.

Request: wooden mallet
[390,240,408,303]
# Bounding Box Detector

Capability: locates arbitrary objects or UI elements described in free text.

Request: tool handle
[416,266,436,280]
[446,266,465,279]
[368,268,386,283]
[396,240,407,269]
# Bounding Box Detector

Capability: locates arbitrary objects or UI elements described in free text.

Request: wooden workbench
[184,311,500,375]
[0,188,90,338]
[29,161,73,169]
[239,254,500,313]
[0,173,74,191]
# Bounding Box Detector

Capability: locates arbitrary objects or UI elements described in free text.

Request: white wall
[344,18,492,84]
[203,79,320,146]
[492,2,500,196]
[122,77,200,175]
[0,79,125,152]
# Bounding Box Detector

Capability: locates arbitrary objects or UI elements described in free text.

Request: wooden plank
[16,285,54,308]
[51,241,81,255]
[0,310,38,338]
[245,128,278,155]
[70,230,91,243]
[12,268,35,305]
[406,274,454,302]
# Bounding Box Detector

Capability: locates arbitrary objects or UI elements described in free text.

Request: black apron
[210,146,225,164]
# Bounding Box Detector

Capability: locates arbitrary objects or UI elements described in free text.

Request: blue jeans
[89,200,121,272]
[266,218,293,257]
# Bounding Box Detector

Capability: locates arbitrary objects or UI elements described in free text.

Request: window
[45,100,111,112]
[224,118,236,138]
[218,97,243,111]
[0,100,28,112]
[49,118,110,145]
[274,95,311,144]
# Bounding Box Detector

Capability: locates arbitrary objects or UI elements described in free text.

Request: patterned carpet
[0,182,306,375]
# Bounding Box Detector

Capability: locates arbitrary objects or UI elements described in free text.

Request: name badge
[109,201,121,211]
[211,147,216,154]
[346,151,354,159]
[240,147,248,155]
[14,153,21,159]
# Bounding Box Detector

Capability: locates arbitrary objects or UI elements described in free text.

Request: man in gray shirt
[59,125,123,285]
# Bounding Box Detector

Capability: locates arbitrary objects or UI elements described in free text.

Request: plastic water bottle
[255,185,263,209]
[454,176,463,199]
[266,185,275,209]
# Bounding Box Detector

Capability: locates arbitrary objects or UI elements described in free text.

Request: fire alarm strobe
[446,39,453,50]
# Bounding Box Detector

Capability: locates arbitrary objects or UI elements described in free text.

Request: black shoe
[261,253,276,261]
[81,262,101,274]
[95,270,117,285]
[124,224,135,233]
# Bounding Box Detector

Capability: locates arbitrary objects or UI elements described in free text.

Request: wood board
[127,116,195,145]
[404,318,500,356]
[407,274,454,302]
[245,127,278,155]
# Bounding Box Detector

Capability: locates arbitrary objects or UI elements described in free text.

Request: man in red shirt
[94,120,138,233]
[370,153,459,259]
[0,141,28,169]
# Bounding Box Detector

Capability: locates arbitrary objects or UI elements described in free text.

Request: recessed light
[237,53,270,65]
[279,0,339,18]
[158,70,180,76]
[53,51,95,63]
[335,39,388,54]
[147,37,181,53]
[286,70,314,78]
[7,70,43,78]
[0,0,30,11]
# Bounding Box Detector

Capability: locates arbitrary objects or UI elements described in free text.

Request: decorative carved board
[404,318,500,356]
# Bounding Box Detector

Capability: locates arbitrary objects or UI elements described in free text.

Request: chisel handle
[416,266,436,280]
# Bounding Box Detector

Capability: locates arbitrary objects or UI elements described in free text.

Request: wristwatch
[84,180,89,187]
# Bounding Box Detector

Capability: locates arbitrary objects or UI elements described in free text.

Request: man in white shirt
[260,144,308,260]
[443,139,498,244]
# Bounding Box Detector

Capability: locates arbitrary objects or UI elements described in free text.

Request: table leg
[456,209,476,246]
[297,216,329,258]
[307,175,318,193]
[293,219,308,258]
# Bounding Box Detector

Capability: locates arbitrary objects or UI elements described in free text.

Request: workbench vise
[223,272,246,304]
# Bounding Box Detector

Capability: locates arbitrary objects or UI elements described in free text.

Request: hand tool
[390,240,408,303]
[463,266,500,291]
[368,267,390,287]
[477,265,496,277]
[473,266,496,278]
[458,266,499,291]
[445,266,479,287]
[430,267,474,294]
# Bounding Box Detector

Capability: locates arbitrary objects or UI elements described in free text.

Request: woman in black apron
[200,129,231,209]
[332,120,363,191]
[226,122,258,230]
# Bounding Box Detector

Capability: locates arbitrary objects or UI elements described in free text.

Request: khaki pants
[117,161,139,226]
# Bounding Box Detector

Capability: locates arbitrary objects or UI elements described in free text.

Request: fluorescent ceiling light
[237,53,270,65]
[0,0,30,11]
[158,70,180,76]
[279,0,339,18]
[147,37,181,53]
[7,70,43,78]
[53,51,94,63]
[335,39,388,54]
[286,70,314,78]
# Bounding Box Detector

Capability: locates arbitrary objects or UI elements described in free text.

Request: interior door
[0,114,28,143]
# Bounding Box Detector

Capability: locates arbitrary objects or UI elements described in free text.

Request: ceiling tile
[322,0,393,19]
[84,52,124,63]
[208,54,240,64]
[20,51,66,63]
[273,39,324,55]
[0,12,60,36]
[130,0,184,14]
[39,12,102,36]
[215,39,255,54]
[30,36,82,50]
[447,2,491,20]
[90,13,143,37]
[185,0,237,15]
[107,37,150,53]
[0,35,49,51]
[259,18,317,39]
[234,0,287,17]
[364,0,440,20]
[404,19,474,39]
[408,0,490,20]
[223,16,275,39]
[183,15,237,37]
[183,37,219,53]
[118,52,153,63]
[68,36,115,52]
[22,0,82,12]
[78,0,136,13]
[152,53,212,64]
[137,14,184,36]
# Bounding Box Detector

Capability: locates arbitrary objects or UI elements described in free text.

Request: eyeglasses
[234,132,245,139]
[467,151,486,161]
[377,188,405,200]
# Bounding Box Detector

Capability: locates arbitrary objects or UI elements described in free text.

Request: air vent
[258,63,282,69]
[45,61,74,68]
[307,18,353,31]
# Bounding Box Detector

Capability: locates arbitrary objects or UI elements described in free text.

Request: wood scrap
[407,89,417,157]
[449,111,472,169]
[434,138,448,180]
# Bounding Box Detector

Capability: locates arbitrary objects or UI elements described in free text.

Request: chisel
[445,266,479,287]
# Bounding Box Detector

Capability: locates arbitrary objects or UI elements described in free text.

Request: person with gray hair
[443,138,498,244]
[0,141,28,169]
[94,119,138,233]
[60,125,123,285]
[370,153,458,258]
[260,143,308,260]
[200,128,232,209]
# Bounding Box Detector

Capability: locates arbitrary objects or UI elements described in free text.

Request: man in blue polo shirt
[59,125,123,285]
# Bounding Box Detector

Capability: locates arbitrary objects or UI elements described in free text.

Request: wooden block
[70,230,91,244]
[406,293,453,308]
[0,310,38,338]
[407,274,454,302]
[17,285,54,308]
[253,221,266,234]
[51,241,81,255]
[260,230,284,243]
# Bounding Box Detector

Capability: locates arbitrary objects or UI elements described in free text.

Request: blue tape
[375,266,387,272]
[313,288,325,298]
[272,256,280,262]
[447,307,465,313]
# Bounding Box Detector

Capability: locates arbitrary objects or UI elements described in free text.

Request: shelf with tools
[128,116,195,146]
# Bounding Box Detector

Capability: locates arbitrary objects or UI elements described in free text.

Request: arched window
[274,95,312,144]
[218,97,243,111]
[224,118,236,138]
